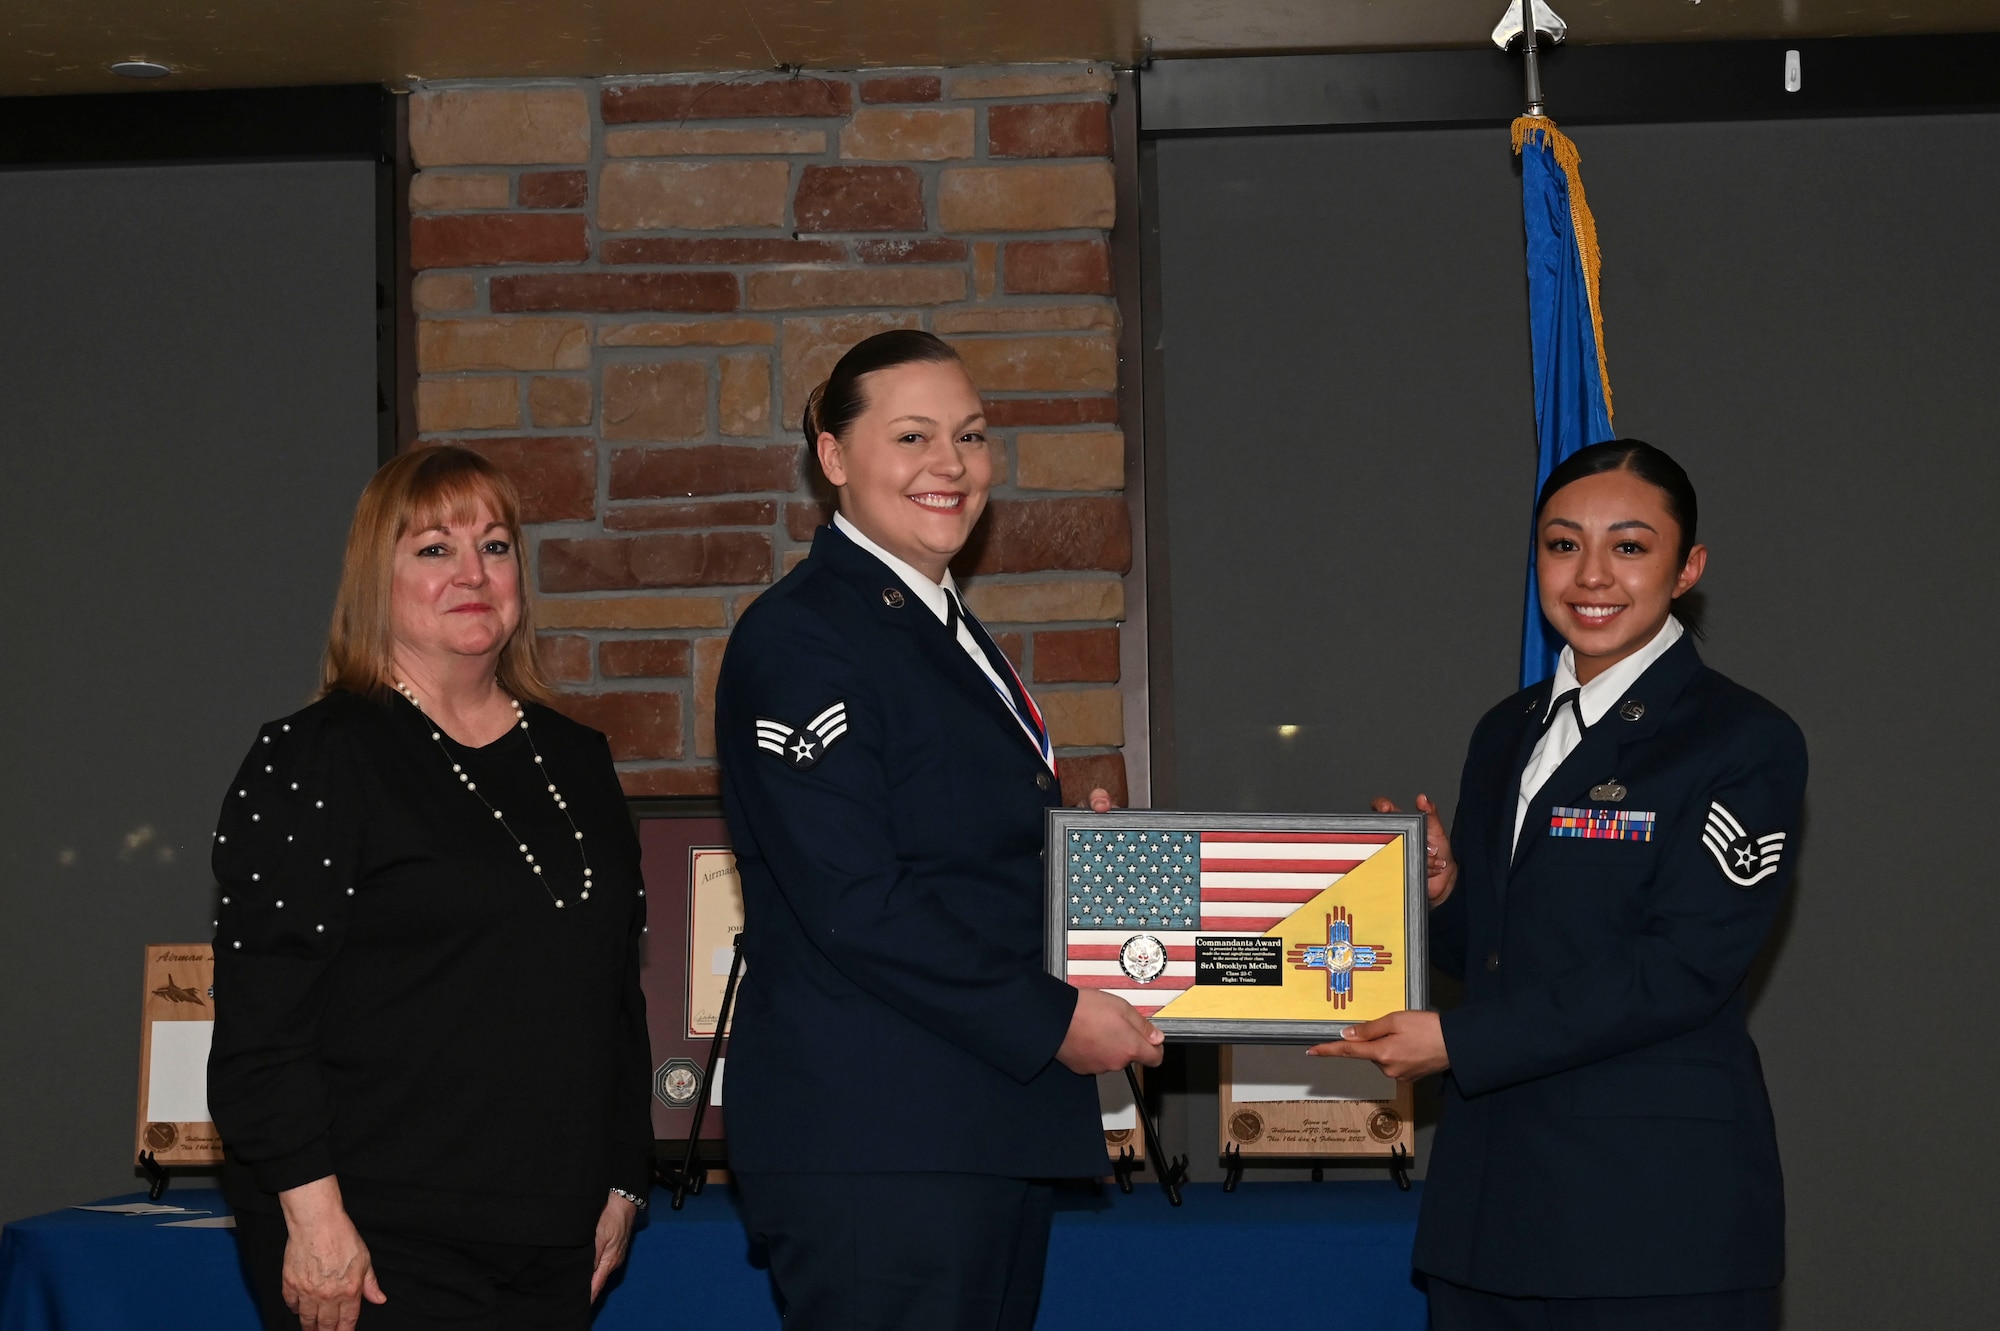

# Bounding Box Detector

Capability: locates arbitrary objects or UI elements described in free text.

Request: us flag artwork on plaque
[1052,815,1422,1040]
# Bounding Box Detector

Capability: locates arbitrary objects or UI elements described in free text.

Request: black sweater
[207,689,652,1247]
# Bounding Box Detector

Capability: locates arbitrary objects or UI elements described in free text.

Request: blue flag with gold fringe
[1515,115,1614,687]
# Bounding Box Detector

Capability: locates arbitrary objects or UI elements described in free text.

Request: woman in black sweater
[208,446,653,1331]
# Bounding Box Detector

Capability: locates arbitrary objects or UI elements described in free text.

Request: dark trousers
[735,1172,1056,1331]
[235,1210,594,1331]
[1428,1277,1781,1331]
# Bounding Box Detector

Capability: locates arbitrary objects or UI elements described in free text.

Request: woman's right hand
[1057,987,1165,1075]
[277,1177,386,1331]
[1372,793,1457,906]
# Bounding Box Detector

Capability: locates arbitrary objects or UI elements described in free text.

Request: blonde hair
[320,446,555,705]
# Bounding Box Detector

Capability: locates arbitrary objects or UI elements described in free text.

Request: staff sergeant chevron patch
[1701,800,1785,888]
[755,701,850,771]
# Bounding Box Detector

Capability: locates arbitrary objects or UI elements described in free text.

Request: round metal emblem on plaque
[1367,1109,1404,1143]
[144,1121,178,1151]
[654,1058,703,1109]
[1229,1110,1265,1144]
[881,588,905,609]
[1117,933,1168,984]
[1104,1128,1133,1145]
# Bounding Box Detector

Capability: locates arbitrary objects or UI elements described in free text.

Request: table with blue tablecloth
[1,1181,1425,1330]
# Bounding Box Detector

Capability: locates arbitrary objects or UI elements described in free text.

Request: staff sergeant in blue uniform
[715,330,1165,1330]
[1319,440,1807,1330]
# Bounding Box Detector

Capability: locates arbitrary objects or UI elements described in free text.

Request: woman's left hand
[589,1192,638,1302]
[1308,1010,1450,1081]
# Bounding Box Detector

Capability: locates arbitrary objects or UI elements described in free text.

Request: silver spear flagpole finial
[1492,0,1568,118]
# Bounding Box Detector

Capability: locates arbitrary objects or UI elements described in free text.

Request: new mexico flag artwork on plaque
[1061,828,1408,1023]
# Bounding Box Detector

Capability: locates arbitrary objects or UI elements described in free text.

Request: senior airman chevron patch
[1702,800,1785,888]
[755,701,849,771]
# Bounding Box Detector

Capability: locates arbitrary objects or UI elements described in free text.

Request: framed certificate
[1044,810,1428,1043]
[633,801,738,1145]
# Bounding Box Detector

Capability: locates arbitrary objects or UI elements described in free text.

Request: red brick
[444,436,595,524]
[540,532,774,592]
[855,237,968,264]
[861,75,942,104]
[602,237,844,266]
[957,497,1132,575]
[1005,240,1112,295]
[607,500,777,531]
[619,765,721,797]
[410,213,589,269]
[795,166,925,233]
[1059,752,1128,809]
[785,500,836,541]
[490,272,738,314]
[553,692,684,760]
[603,79,854,123]
[519,170,588,208]
[988,102,1112,159]
[538,633,592,683]
[610,445,801,499]
[993,631,1025,672]
[600,639,692,678]
[983,396,1119,427]
[1033,627,1121,682]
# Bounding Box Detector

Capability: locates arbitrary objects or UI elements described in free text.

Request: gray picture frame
[1044,809,1429,1043]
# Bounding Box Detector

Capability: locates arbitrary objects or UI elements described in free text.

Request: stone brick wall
[408,66,1132,803]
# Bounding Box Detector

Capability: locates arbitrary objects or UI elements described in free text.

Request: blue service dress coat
[1416,634,1807,1298]
[713,522,1105,1179]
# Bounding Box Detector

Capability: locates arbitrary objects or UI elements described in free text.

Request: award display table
[1,1182,1425,1330]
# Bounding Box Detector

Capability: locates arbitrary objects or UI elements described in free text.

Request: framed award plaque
[633,802,739,1145]
[1045,810,1428,1043]
[135,944,224,1166]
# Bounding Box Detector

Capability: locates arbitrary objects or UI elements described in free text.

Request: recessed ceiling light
[110,60,172,79]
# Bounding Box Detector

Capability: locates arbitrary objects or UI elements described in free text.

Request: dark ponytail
[803,329,965,446]
[1536,438,1706,635]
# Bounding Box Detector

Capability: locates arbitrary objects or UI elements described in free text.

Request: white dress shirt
[1512,616,1685,849]
[833,513,1047,757]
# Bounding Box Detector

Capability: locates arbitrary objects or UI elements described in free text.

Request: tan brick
[950,335,1117,393]
[412,273,477,313]
[940,164,1115,232]
[416,377,519,432]
[599,319,776,348]
[949,68,1116,99]
[694,636,727,758]
[604,79,853,122]
[602,361,707,441]
[780,312,922,420]
[418,319,589,372]
[538,633,592,683]
[528,376,592,427]
[599,161,791,232]
[720,352,772,437]
[554,692,684,761]
[746,267,966,311]
[410,88,591,167]
[933,305,1115,334]
[1015,430,1125,491]
[1038,688,1123,747]
[839,108,975,161]
[607,127,826,156]
[534,596,728,630]
[973,242,998,299]
[960,578,1124,624]
[861,75,943,104]
[409,171,511,211]
[989,102,1112,158]
[619,766,722,797]
[782,548,811,573]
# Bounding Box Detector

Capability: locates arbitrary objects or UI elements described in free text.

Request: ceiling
[5,0,1998,98]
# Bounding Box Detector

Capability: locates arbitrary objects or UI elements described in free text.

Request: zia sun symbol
[1285,907,1393,1009]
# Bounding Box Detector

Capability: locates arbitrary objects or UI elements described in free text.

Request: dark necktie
[945,588,1052,759]
[1540,686,1585,735]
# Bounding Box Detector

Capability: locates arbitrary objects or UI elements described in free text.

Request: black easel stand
[137,1151,170,1201]
[1111,1144,1139,1194]
[1125,1065,1186,1206]
[1388,1142,1413,1191]
[665,934,745,1211]
[1220,1143,1244,1192]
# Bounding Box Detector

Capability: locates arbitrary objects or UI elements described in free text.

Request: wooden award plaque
[134,944,224,1165]
[1100,1068,1144,1164]
[1218,1044,1414,1158]
[635,807,737,1147]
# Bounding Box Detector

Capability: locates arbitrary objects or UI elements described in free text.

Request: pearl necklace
[395,682,593,909]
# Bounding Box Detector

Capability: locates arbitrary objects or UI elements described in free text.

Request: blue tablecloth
[1,1182,1425,1330]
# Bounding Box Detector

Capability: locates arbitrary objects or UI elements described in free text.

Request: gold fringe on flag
[1512,115,1613,423]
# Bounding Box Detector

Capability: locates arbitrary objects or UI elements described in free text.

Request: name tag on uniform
[1549,806,1656,841]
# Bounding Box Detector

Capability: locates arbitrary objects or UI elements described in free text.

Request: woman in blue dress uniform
[714,330,1164,1330]
[1320,440,1807,1329]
